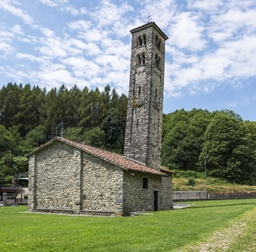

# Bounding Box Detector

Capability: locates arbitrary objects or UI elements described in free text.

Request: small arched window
[142,34,146,45]
[155,88,158,99]
[155,35,161,49]
[155,54,160,68]
[138,35,146,46]
[141,53,145,65]
[137,54,141,65]
[136,119,139,127]
[139,86,141,96]
[138,36,142,46]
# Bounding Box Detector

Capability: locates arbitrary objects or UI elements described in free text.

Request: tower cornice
[130,22,169,41]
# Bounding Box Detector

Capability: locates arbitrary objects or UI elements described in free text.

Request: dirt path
[177,208,256,252]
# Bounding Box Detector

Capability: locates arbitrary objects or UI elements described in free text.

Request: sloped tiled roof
[27,137,170,177]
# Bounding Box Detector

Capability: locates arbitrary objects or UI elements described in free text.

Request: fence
[173,191,207,201]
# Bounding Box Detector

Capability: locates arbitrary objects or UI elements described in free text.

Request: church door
[154,191,158,211]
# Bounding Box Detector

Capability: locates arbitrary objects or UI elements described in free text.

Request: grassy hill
[172,170,256,193]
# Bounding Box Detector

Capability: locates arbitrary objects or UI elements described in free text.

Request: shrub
[4,175,13,184]
[187,178,196,186]
[24,194,28,199]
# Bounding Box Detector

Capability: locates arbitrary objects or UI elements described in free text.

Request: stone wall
[173,191,208,201]
[81,152,124,215]
[172,191,256,201]
[28,154,36,211]
[29,142,125,216]
[123,171,172,214]
[123,171,160,214]
[29,142,82,214]
[208,192,256,200]
[161,176,173,210]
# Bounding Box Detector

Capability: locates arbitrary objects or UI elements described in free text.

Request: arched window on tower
[155,88,158,99]
[137,54,141,65]
[141,53,145,65]
[138,34,146,46]
[139,86,141,96]
[155,35,161,49]
[155,54,161,68]
[142,34,146,45]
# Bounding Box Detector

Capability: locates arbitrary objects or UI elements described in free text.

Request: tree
[24,125,47,148]
[63,127,83,142]
[0,83,21,130]
[102,108,125,153]
[161,109,210,170]
[78,87,92,129]
[199,113,256,183]
[83,127,105,148]
[38,88,58,133]
[0,125,15,156]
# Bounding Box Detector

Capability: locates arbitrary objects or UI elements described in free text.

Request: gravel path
[177,208,256,252]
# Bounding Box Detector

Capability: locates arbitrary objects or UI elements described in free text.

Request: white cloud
[39,0,87,16]
[0,41,15,57]
[0,25,15,57]
[21,35,39,44]
[61,56,101,79]
[168,12,206,51]
[39,45,68,58]
[139,0,176,29]
[161,0,256,98]
[63,5,80,16]
[11,25,23,35]
[0,31,14,38]
[16,53,47,63]
[0,0,34,26]
[91,0,133,29]
[67,20,91,31]
[40,27,55,37]
[187,0,224,11]
[39,0,57,7]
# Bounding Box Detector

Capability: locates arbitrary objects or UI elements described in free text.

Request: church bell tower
[124,22,168,170]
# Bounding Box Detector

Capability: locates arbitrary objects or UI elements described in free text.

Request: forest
[0,82,256,185]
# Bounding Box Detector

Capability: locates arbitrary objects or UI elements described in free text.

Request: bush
[24,194,28,199]
[187,178,196,186]
[1,166,14,176]
[8,195,16,199]
[4,175,13,184]
[174,170,204,179]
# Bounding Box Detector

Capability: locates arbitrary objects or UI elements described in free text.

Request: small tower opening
[141,53,145,65]
[143,34,146,45]
[138,34,146,46]
[155,53,160,68]
[155,35,161,49]
[137,54,141,65]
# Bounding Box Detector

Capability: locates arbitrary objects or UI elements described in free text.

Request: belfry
[124,22,168,170]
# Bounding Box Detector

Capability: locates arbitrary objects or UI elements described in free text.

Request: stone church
[28,22,173,216]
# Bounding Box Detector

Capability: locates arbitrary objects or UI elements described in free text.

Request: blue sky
[0,0,256,121]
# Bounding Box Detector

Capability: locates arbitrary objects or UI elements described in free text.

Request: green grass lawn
[1,199,256,252]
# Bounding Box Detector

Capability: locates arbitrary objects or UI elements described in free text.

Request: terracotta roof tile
[27,137,169,177]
